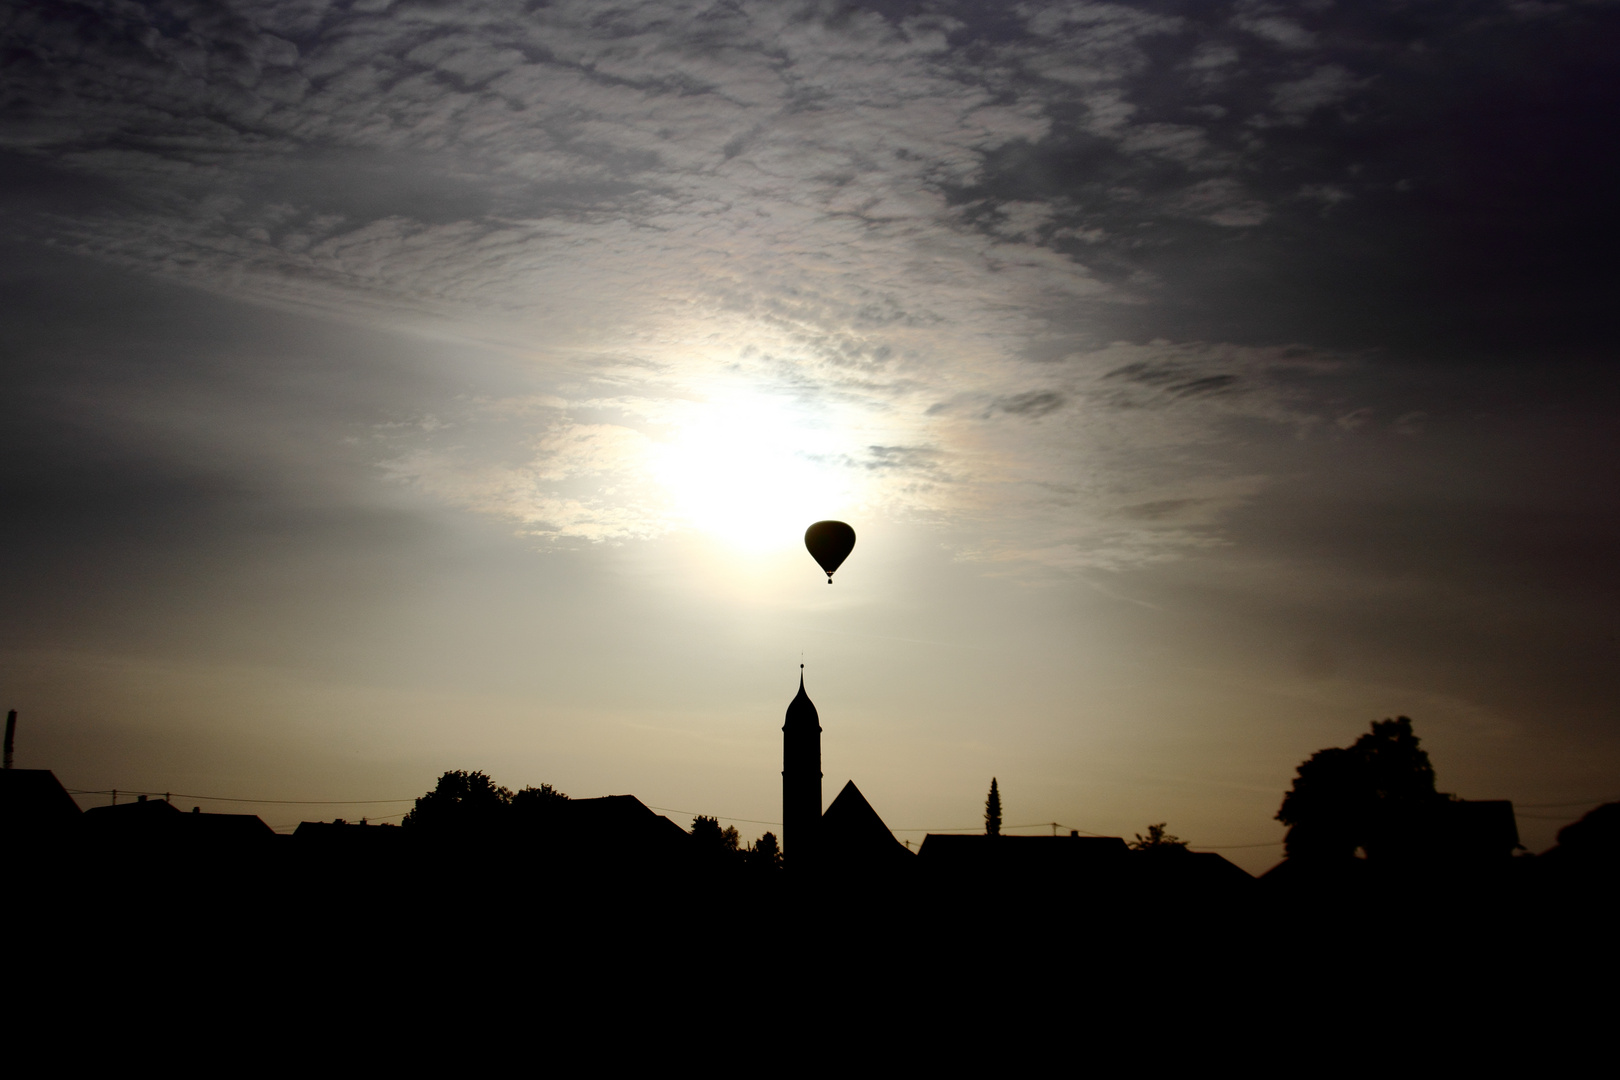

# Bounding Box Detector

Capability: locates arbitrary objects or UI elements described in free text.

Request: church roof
[822,780,912,867]
[783,668,819,730]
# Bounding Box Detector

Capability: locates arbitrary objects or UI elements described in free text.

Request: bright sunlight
[647,387,860,553]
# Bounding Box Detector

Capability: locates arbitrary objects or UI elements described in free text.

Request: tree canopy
[1130,823,1188,850]
[402,771,569,834]
[691,815,741,857]
[985,777,1002,837]
[744,831,782,872]
[1277,716,1450,860]
[402,770,511,831]
[689,816,782,872]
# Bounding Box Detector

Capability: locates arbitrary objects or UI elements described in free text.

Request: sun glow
[648,388,858,553]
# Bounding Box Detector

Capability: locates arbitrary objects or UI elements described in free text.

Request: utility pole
[2,709,15,769]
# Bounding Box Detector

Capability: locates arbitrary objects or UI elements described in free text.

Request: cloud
[991,390,1067,418]
[7,0,1602,570]
[1268,63,1361,123]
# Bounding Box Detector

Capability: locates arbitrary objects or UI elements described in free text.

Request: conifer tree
[985,777,1002,836]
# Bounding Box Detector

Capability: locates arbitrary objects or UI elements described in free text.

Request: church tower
[782,665,822,870]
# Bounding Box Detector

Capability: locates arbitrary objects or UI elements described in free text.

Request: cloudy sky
[3,0,1617,867]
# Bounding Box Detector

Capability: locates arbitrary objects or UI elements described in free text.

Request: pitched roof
[0,769,82,833]
[821,780,912,867]
[83,798,275,844]
[560,794,689,845]
[917,833,1131,878]
[1132,845,1255,890]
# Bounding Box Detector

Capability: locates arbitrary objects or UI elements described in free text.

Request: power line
[889,823,1120,836]
[645,805,783,827]
[68,789,415,806]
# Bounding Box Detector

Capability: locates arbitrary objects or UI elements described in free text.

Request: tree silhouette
[985,778,1002,837]
[1130,823,1188,850]
[1277,716,1448,860]
[691,815,741,861]
[745,831,782,872]
[512,783,568,809]
[510,783,569,830]
[402,770,512,832]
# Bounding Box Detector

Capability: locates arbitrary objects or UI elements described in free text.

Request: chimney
[3,709,15,769]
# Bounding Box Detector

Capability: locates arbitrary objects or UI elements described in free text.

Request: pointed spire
[785,663,819,730]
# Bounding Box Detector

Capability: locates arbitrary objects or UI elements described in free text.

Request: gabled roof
[83,798,275,844]
[560,794,689,845]
[1132,845,1255,890]
[83,797,182,823]
[917,833,1131,876]
[916,833,1253,892]
[0,769,82,833]
[821,780,912,866]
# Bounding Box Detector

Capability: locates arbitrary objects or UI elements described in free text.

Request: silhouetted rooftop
[83,798,275,844]
[821,780,912,870]
[918,832,1131,867]
[0,769,81,833]
[918,834,1131,887]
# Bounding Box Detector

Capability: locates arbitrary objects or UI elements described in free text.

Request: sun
[648,387,856,553]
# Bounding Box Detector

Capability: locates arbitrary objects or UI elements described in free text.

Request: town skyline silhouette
[5,2,1619,1042]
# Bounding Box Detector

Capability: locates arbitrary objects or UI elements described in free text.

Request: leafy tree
[401,772,571,837]
[985,777,1002,837]
[744,831,782,872]
[691,815,741,861]
[510,782,569,830]
[512,783,569,809]
[1130,823,1188,850]
[401,770,513,832]
[1277,716,1449,860]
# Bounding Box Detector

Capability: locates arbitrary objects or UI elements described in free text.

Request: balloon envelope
[804,521,856,583]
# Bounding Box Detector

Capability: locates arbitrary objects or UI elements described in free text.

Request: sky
[2,0,1617,871]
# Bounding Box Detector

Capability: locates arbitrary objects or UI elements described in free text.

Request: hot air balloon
[804,520,856,584]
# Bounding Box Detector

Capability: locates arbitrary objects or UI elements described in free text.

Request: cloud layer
[4,0,1616,563]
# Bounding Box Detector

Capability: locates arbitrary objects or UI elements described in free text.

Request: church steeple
[782,664,822,871]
